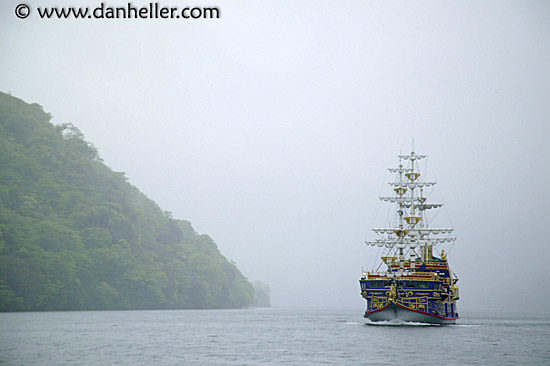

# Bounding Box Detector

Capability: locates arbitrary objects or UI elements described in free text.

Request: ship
[359,150,459,324]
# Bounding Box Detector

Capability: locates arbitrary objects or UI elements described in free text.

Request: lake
[1,308,549,365]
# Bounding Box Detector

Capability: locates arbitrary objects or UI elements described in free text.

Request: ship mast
[366,150,455,270]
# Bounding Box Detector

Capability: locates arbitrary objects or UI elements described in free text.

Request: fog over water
[1,1,549,312]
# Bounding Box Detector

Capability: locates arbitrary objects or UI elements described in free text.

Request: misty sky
[1,0,549,313]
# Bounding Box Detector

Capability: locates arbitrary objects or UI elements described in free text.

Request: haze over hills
[0,92,258,311]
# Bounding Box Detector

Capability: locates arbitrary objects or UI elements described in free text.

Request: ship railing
[367,271,439,279]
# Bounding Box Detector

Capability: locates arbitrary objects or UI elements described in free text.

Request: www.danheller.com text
[15,2,220,20]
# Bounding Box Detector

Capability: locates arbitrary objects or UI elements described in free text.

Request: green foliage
[0,92,253,311]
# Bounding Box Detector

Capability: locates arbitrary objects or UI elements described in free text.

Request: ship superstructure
[360,150,459,324]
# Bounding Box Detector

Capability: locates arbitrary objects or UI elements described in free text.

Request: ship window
[416,282,430,289]
[369,281,388,288]
[404,282,416,288]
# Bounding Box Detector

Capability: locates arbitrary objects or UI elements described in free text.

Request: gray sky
[1,0,549,313]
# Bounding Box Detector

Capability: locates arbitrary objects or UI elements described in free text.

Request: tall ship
[359,150,459,324]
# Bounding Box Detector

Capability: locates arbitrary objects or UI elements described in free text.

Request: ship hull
[364,301,457,325]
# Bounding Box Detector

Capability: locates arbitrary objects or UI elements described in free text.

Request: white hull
[365,302,456,325]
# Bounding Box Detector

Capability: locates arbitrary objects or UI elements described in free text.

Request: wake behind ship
[359,150,459,324]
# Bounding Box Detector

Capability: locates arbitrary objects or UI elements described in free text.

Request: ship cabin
[359,250,459,318]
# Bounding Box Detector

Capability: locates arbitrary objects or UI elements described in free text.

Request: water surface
[1,308,549,365]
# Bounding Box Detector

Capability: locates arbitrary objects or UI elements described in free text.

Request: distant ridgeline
[0,92,255,311]
[251,280,271,307]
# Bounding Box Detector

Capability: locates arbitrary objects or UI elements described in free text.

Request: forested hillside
[0,92,254,311]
